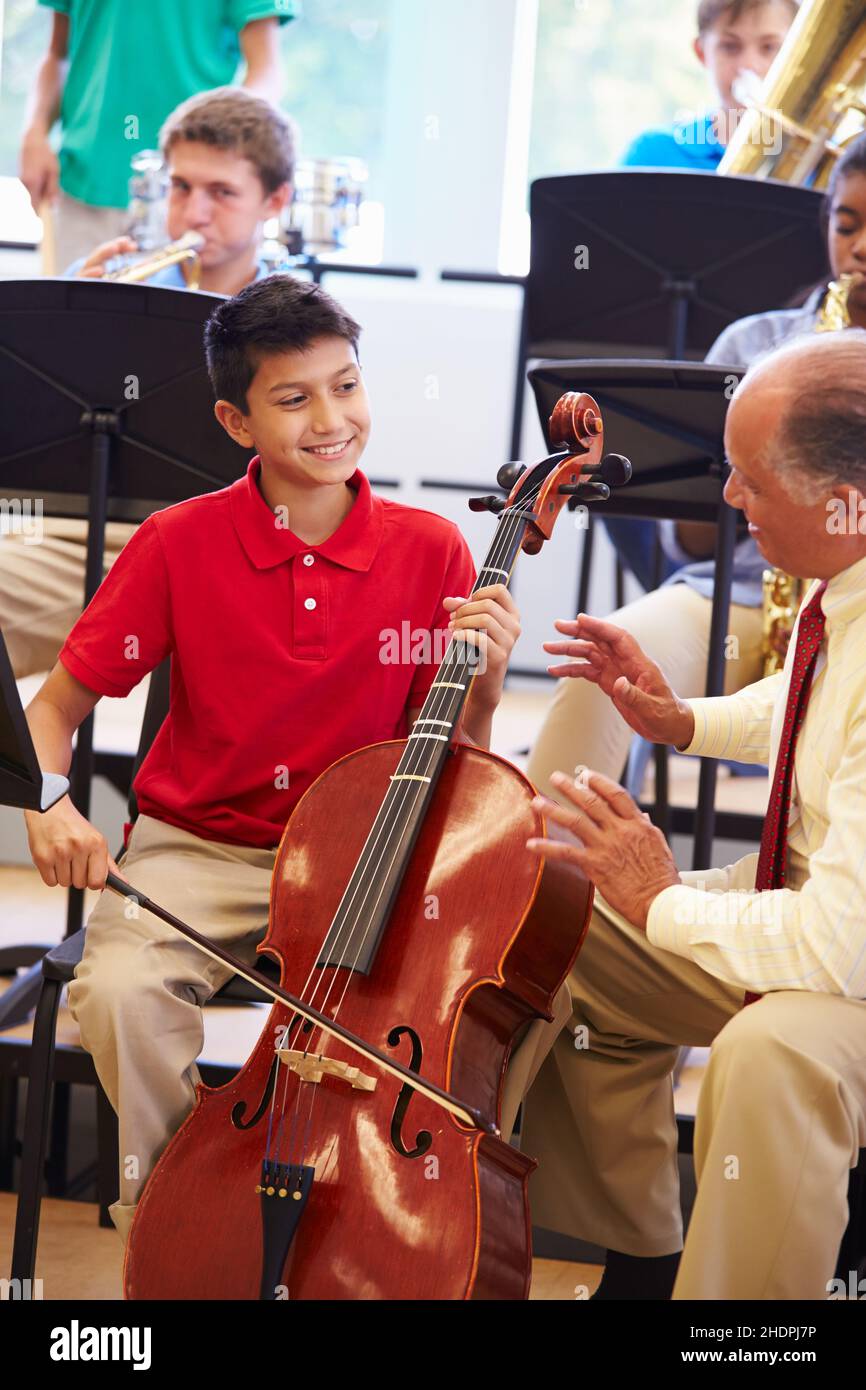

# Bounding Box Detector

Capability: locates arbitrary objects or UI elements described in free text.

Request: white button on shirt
[303,555,315,567]
[304,598,317,611]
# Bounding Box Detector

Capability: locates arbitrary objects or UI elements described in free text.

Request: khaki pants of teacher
[518,893,866,1301]
[0,521,134,678]
[67,813,573,1248]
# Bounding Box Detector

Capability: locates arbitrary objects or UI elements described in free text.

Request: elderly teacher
[518,330,866,1301]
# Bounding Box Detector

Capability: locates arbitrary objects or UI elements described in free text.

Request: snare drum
[285,157,368,256]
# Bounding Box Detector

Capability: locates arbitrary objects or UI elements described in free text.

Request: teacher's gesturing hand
[527,767,681,932]
[544,613,696,749]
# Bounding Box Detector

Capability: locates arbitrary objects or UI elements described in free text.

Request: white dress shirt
[647,551,866,998]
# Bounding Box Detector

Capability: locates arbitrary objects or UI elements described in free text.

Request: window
[281,1,392,204]
[529,0,708,182]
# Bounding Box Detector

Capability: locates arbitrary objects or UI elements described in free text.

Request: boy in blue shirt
[70,86,293,294]
[622,0,797,172]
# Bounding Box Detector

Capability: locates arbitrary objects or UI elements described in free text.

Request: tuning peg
[560,482,611,507]
[559,454,632,500]
[496,462,525,491]
[599,454,632,488]
[468,495,507,515]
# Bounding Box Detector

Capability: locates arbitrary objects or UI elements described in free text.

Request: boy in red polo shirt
[22,275,524,1244]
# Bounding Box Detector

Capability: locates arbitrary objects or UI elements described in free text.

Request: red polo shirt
[60,460,477,848]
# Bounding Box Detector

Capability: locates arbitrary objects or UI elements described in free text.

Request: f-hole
[231,1018,313,1131]
[387,1025,432,1160]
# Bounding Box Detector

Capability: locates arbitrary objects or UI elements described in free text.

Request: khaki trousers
[0,521,133,678]
[520,893,866,1300]
[67,813,571,1247]
[527,583,765,801]
[51,191,131,275]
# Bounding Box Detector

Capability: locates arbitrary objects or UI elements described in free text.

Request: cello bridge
[276,1048,377,1092]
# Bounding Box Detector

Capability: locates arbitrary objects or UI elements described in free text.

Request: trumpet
[103,231,206,288]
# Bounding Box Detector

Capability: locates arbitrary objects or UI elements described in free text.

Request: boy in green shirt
[20,0,294,269]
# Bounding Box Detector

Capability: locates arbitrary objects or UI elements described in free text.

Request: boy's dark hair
[697,0,799,36]
[205,275,363,413]
[160,87,296,194]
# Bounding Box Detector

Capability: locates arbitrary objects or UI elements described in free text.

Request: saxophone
[760,272,855,675]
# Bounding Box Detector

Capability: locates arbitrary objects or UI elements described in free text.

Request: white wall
[380,0,534,272]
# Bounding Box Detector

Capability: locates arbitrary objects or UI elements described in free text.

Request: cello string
[268,457,590,1175]
[273,502,551,1173]
[278,436,591,1062]
[306,499,538,1021]
[265,502,533,1173]
[267,488,548,1172]
[265,499,536,1173]
[278,493,535,1038]
[275,437,599,1168]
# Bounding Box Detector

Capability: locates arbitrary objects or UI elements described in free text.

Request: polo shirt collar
[230,457,384,572]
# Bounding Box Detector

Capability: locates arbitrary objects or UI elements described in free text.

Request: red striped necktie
[743,581,829,1008]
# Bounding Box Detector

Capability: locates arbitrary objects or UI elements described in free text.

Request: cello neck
[315,504,530,977]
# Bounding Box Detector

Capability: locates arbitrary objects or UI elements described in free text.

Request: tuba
[718,0,866,188]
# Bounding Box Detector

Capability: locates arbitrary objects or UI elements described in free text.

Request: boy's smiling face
[215,335,372,489]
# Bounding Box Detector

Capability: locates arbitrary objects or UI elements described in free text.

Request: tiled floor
[0,1193,604,1301]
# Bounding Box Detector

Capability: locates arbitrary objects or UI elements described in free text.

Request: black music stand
[444,171,828,464]
[0,628,68,814]
[529,359,750,870]
[528,171,828,361]
[0,623,69,1049]
[293,254,418,287]
[0,279,253,936]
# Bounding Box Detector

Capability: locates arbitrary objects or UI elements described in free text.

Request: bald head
[729,329,866,500]
[738,328,866,395]
[723,330,866,578]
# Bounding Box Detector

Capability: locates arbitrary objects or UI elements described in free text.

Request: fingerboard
[316,502,534,975]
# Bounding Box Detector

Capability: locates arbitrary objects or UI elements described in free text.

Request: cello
[113,393,630,1300]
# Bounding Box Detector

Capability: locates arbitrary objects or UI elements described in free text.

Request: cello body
[123,741,592,1301]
